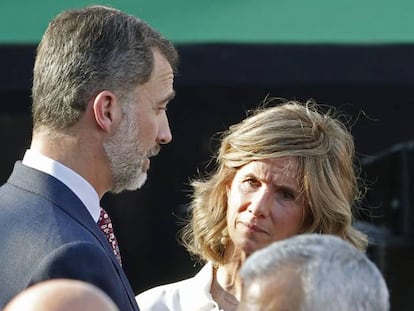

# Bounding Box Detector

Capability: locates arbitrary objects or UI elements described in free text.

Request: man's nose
[157,115,172,144]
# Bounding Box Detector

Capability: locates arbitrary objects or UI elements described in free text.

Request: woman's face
[226,157,305,256]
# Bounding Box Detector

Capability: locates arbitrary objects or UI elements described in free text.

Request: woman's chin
[237,240,265,257]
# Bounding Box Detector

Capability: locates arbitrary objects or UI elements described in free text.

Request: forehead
[151,49,174,82]
[136,49,175,104]
[237,157,300,181]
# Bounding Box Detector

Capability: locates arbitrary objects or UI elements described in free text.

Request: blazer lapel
[8,161,139,310]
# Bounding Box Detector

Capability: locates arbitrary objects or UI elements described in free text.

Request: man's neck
[30,129,111,198]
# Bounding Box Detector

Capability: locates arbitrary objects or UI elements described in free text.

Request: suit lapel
[8,162,139,310]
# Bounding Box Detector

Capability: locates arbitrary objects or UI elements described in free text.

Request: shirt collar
[22,149,101,222]
[182,262,220,311]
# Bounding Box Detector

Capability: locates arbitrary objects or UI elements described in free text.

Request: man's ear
[92,91,122,133]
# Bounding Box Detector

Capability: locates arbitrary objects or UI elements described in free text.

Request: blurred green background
[1,0,414,44]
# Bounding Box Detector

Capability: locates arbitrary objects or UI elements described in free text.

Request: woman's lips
[240,221,268,234]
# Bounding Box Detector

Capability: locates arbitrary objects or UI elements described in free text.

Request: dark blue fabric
[0,161,139,310]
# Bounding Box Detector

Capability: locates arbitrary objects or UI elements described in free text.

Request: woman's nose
[247,190,272,217]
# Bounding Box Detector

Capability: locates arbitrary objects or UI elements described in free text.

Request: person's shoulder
[136,263,213,311]
[29,241,115,284]
[136,276,194,303]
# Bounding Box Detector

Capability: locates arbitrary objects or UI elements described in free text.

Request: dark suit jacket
[0,162,140,310]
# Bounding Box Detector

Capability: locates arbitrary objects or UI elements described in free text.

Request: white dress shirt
[136,262,222,311]
[22,149,101,222]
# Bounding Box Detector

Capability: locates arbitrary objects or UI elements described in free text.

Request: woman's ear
[92,90,122,133]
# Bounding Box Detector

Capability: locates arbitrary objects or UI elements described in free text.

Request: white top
[22,149,101,222]
[136,262,222,311]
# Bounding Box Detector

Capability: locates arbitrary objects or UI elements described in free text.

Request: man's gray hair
[240,234,390,311]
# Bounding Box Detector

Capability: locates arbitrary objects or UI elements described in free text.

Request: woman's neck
[211,258,245,311]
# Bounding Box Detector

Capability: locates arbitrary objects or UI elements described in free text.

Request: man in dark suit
[0,5,178,311]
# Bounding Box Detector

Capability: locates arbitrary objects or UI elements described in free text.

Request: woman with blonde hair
[137,99,368,311]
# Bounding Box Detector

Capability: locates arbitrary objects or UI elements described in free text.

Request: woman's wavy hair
[180,99,368,265]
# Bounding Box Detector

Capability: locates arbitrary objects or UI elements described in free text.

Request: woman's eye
[280,190,295,200]
[243,178,260,187]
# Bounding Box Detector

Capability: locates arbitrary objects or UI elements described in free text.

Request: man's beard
[103,107,159,194]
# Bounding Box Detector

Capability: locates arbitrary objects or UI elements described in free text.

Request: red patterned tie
[98,207,122,266]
